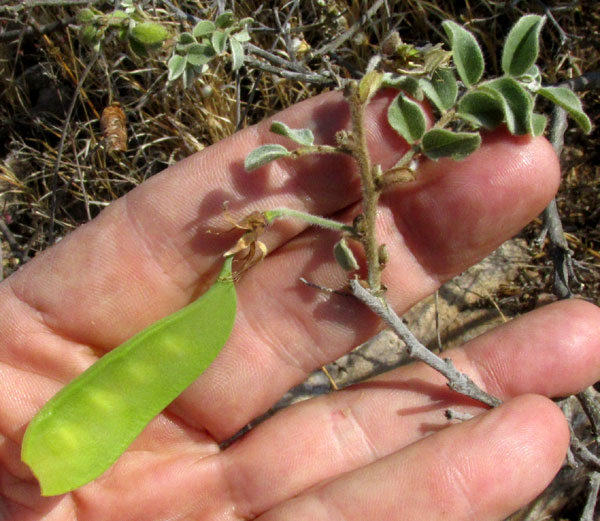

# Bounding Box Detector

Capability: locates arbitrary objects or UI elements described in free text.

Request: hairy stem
[264,208,354,234]
[581,472,600,521]
[347,83,382,292]
[350,280,502,408]
[290,144,341,158]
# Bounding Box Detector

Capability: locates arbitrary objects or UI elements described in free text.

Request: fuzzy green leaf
[334,238,359,271]
[482,77,533,135]
[181,67,196,89]
[185,43,216,66]
[193,20,215,38]
[167,54,187,81]
[175,42,194,53]
[381,74,423,100]
[211,30,227,54]
[270,121,314,146]
[519,65,542,89]
[387,93,427,144]
[458,89,504,129]
[229,37,244,71]
[190,64,208,75]
[422,129,481,160]
[502,15,545,77]
[419,67,458,112]
[359,71,384,103]
[215,11,235,29]
[129,22,170,46]
[233,29,251,43]
[532,113,548,136]
[441,21,484,87]
[105,10,128,27]
[80,24,100,45]
[178,32,196,45]
[245,145,291,171]
[77,8,95,23]
[422,45,453,74]
[537,86,592,134]
[176,33,197,53]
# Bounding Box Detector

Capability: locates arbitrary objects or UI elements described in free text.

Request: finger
[0,90,405,448]
[1,90,406,352]
[210,299,600,515]
[177,132,560,438]
[2,92,560,439]
[255,395,569,521]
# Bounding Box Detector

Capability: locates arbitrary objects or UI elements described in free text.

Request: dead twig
[538,71,600,298]
[241,55,333,86]
[538,104,578,298]
[581,472,600,521]
[560,70,600,93]
[570,424,600,471]
[313,0,385,57]
[0,0,99,12]
[0,218,24,262]
[0,16,76,43]
[577,389,600,446]
[350,279,502,408]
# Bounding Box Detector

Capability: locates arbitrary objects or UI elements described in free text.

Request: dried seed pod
[222,210,270,275]
[100,103,127,153]
[381,31,402,56]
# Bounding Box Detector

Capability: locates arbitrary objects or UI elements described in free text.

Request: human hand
[1,90,599,520]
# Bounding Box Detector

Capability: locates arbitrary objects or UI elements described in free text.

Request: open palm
[1,91,599,521]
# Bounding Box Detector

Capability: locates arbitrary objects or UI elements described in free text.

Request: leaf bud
[334,238,359,272]
[378,244,389,268]
[77,8,95,24]
[352,214,366,237]
[80,24,100,45]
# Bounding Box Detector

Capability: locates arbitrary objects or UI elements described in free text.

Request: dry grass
[0,0,599,517]
[0,1,598,271]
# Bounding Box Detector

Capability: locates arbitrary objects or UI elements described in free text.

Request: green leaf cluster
[168,11,252,88]
[244,15,591,174]
[383,14,591,162]
[76,1,170,55]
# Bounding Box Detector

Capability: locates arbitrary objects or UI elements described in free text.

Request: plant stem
[264,208,354,234]
[350,279,502,408]
[434,107,456,129]
[290,144,341,157]
[581,472,600,521]
[391,146,418,170]
[0,16,76,42]
[347,83,382,292]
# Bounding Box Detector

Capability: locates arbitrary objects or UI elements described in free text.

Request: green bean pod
[21,257,237,496]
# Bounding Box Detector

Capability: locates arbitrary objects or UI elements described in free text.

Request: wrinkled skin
[1,90,599,521]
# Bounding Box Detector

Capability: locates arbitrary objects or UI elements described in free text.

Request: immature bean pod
[21,257,237,496]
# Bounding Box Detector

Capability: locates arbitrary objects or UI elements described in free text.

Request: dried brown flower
[100,103,127,153]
